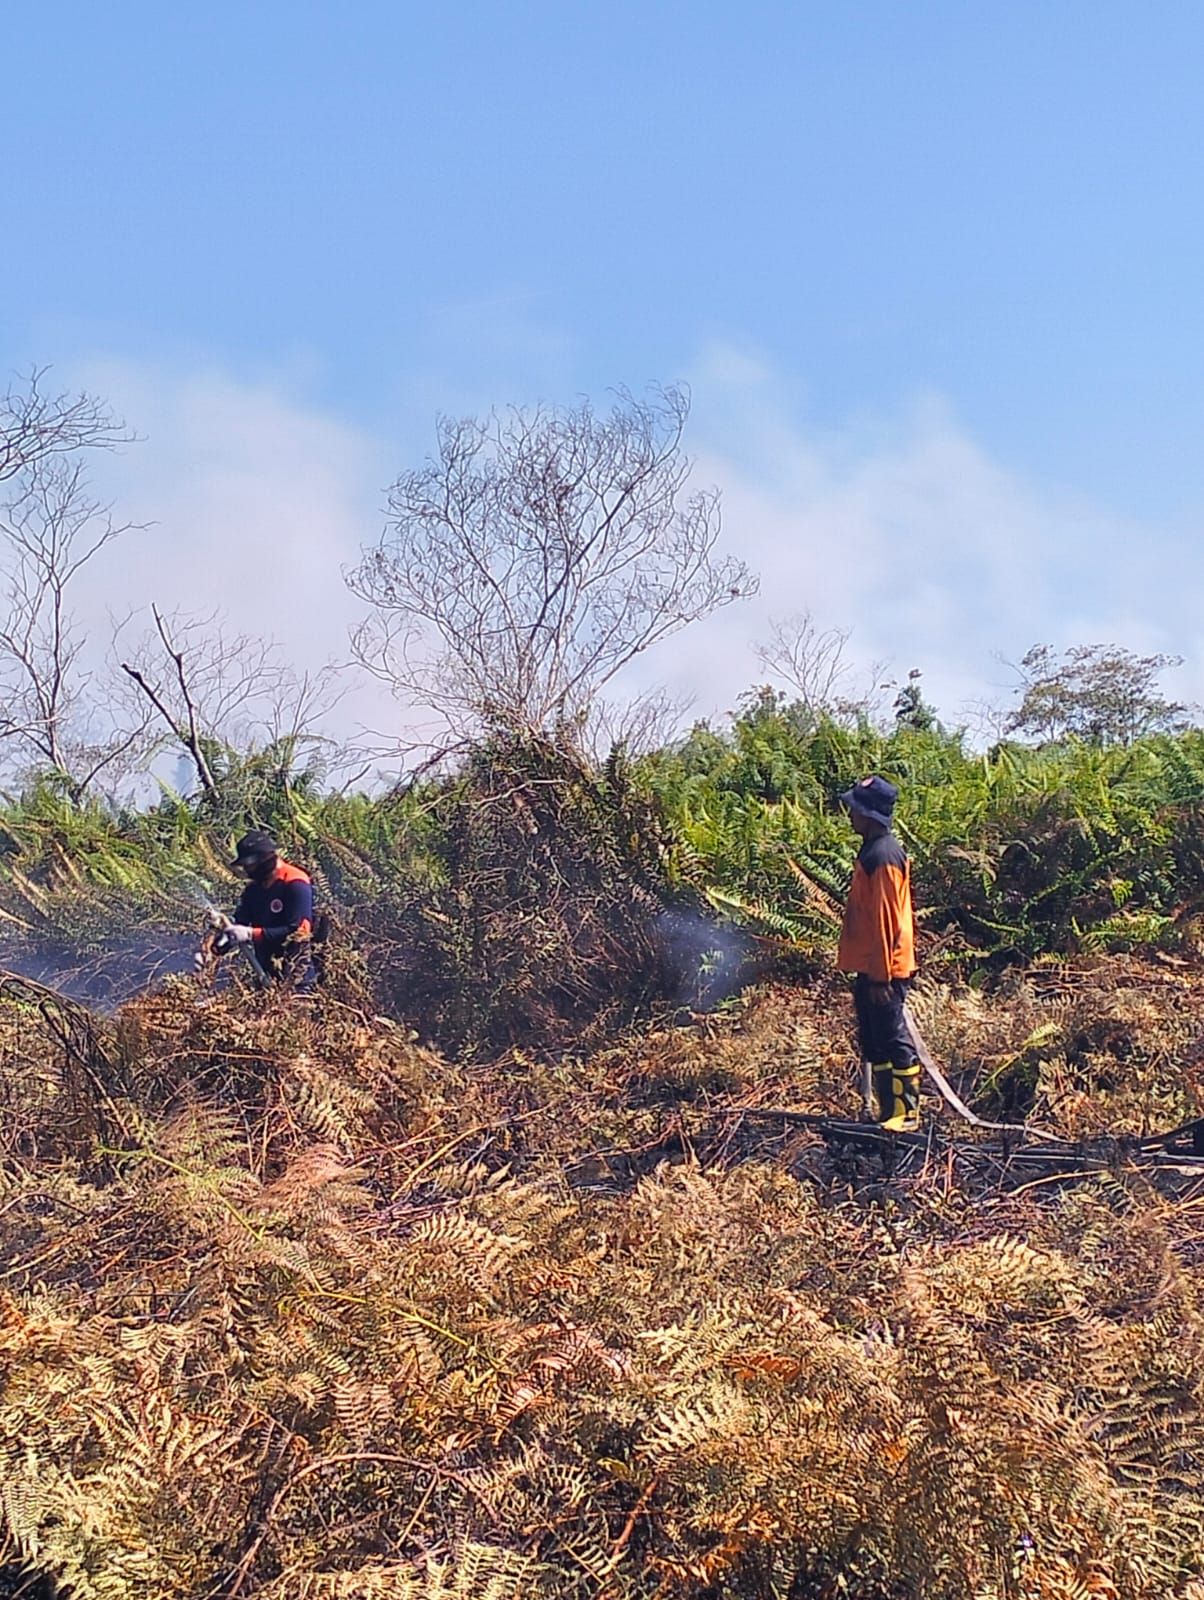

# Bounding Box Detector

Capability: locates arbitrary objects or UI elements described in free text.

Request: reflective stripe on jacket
[837,831,915,981]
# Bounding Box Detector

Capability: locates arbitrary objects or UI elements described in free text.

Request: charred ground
[0,950,1203,1598]
[0,730,1203,1596]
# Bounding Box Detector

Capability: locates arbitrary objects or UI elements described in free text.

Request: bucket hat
[839,774,897,825]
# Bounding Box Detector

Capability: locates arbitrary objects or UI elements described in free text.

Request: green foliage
[649,699,1204,966]
[3,688,1204,1025]
[1005,643,1191,745]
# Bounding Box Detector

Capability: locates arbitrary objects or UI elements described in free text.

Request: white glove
[193,947,208,973]
[226,924,255,945]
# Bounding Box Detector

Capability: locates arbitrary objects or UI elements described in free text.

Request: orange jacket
[837,831,916,981]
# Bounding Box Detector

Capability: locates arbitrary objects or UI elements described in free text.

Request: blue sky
[8,2,1204,741]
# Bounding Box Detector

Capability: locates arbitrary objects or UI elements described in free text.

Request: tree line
[0,365,1194,810]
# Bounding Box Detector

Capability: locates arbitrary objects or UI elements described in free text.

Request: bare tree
[755,612,854,716]
[120,606,345,797]
[588,686,694,762]
[755,610,891,726]
[960,692,1013,747]
[347,386,757,748]
[0,369,147,794]
[0,367,132,485]
[0,454,149,794]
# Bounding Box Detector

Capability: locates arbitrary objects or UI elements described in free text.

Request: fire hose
[904,1005,1032,1134]
[204,910,270,986]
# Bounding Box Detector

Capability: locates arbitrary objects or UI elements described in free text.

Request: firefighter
[837,775,920,1132]
[199,829,316,988]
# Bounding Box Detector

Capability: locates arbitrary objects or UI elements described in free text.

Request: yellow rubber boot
[871,1066,895,1125]
[880,1064,921,1132]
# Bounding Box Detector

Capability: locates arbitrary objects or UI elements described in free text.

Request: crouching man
[837,776,921,1131]
[199,829,316,990]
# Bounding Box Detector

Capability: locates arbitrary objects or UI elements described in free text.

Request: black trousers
[853,976,917,1069]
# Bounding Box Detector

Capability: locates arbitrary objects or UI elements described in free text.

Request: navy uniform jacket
[234,860,314,973]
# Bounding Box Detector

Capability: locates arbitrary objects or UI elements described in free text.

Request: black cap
[231,829,279,870]
[839,774,898,825]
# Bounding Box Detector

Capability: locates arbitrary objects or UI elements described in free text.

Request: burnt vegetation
[1,724,1204,1598]
[2,942,1204,1599]
[2,375,1204,1595]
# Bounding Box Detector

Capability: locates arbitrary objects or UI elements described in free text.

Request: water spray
[182,879,270,986]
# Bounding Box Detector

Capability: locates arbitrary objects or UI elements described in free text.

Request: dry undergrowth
[0,959,1203,1598]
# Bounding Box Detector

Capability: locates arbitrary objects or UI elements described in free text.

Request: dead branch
[0,366,133,485]
[347,386,757,746]
[120,606,345,798]
[120,607,218,797]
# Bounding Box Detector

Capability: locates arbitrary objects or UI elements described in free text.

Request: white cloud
[619,345,1204,731]
[41,348,1204,775]
[65,360,415,757]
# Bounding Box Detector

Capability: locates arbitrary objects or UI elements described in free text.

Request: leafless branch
[754,612,854,715]
[0,366,134,484]
[120,619,217,798]
[347,385,757,747]
[588,686,694,761]
[756,612,894,727]
[119,605,347,796]
[0,454,149,794]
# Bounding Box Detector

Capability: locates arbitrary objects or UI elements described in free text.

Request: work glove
[225,924,255,945]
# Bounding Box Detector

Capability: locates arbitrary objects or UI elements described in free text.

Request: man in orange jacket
[837,775,920,1131]
[198,829,317,989]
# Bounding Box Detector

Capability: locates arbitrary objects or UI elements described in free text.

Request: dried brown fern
[0,962,1203,1597]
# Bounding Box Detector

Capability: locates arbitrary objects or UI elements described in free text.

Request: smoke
[0,930,202,1013]
[657,908,754,1012]
[0,872,237,1011]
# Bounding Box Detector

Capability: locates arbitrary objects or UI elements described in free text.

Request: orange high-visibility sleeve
[837,837,916,981]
